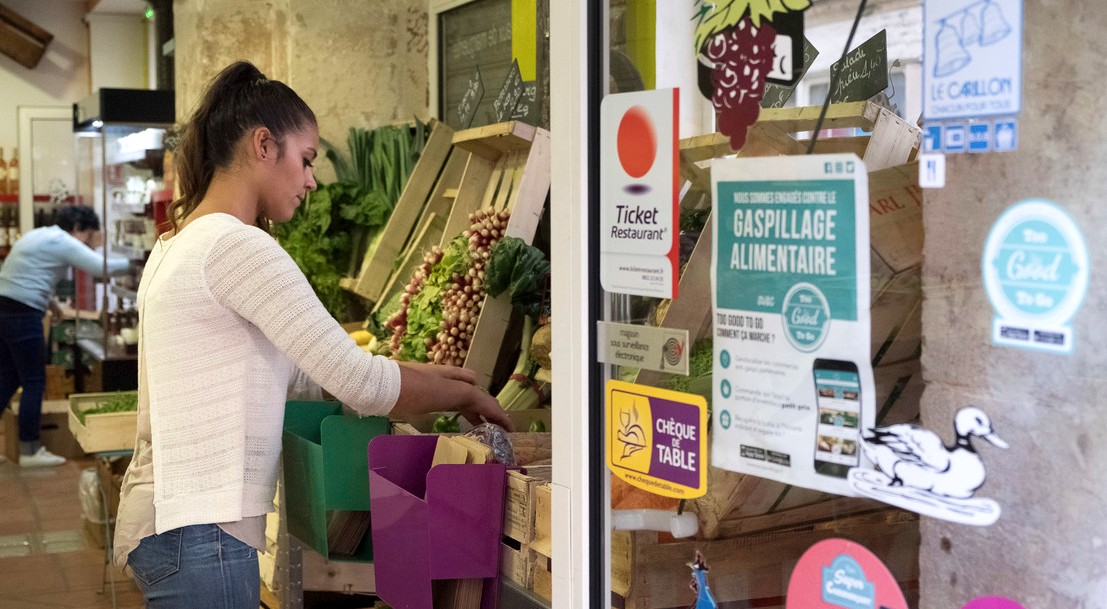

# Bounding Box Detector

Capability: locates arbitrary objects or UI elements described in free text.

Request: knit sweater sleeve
[203,224,400,415]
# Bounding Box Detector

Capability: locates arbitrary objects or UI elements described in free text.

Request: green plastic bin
[282,401,390,562]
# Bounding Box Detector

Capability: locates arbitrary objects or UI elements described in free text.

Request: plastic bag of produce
[464,423,516,466]
[78,467,106,524]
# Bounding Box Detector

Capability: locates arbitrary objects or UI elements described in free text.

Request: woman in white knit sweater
[113,61,513,608]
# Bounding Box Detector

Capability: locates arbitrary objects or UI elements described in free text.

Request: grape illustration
[703,17,777,151]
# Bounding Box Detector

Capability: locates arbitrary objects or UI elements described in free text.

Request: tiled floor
[0,446,145,609]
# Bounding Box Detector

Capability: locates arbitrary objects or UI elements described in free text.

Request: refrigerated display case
[71,88,175,391]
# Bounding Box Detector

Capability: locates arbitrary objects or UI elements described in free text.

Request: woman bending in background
[0,205,129,467]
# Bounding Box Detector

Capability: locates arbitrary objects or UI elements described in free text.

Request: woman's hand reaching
[398,361,477,385]
[457,383,514,431]
[391,362,514,431]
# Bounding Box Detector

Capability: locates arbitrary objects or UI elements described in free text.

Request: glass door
[589,3,926,608]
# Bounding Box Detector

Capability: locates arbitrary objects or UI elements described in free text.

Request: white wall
[0,0,90,157]
[87,12,149,91]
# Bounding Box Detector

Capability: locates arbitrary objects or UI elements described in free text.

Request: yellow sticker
[606,380,708,499]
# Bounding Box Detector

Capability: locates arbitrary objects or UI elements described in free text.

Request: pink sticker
[786,538,907,609]
[962,598,1026,609]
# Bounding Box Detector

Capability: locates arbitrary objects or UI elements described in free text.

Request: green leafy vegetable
[397,236,471,362]
[276,121,429,320]
[77,392,138,423]
[432,412,461,433]
[485,237,550,320]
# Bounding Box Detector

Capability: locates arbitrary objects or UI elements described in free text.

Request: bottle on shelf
[0,147,7,195]
[6,202,18,244]
[8,148,18,197]
[0,204,9,250]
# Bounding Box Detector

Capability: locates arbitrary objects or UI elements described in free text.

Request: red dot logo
[617,106,657,179]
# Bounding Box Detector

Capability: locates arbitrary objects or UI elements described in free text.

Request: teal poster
[981,199,1088,353]
[711,154,875,496]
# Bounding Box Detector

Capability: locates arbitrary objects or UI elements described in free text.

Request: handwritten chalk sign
[493,59,524,122]
[762,38,819,109]
[829,29,888,104]
[511,80,538,125]
[457,67,485,129]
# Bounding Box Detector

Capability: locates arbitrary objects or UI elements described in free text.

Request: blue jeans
[127,524,260,609]
[0,306,46,443]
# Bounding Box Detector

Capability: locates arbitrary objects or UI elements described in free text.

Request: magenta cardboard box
[368,434,507,609]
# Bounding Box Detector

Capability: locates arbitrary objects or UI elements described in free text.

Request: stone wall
[173,0,428,181]
[919,1,1107,607]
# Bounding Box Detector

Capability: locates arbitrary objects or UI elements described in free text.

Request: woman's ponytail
[169,61,315,230]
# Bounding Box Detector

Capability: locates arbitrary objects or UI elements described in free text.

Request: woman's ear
[252,127,275,161]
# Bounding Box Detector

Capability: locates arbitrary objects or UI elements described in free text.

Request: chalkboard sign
[510,80,538,125]
[457,67,485,128]
[828,29,888,104]
[762,38,819,109]
[493,59,524,122]
[766,11,805,86]
[439,0,513,129]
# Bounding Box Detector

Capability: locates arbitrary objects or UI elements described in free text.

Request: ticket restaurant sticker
[600,88,680,299]
[962,598,1026,609]
[982,199,1088,354]
[786,538,907,609]
[606,380,707,499]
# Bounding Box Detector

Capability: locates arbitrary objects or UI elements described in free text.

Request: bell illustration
[979,0,1012,45]
[933,20,971,78]
[960,10,981,46]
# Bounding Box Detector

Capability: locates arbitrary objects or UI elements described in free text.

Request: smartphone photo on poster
[812,359,862,478]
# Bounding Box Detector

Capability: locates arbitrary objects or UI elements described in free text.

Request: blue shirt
[0,226,130,311]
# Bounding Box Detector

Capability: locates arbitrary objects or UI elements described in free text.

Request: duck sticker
[848,406,1008,526]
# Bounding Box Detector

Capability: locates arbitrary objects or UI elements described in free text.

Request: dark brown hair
[56,205,101,232]
[169,61,316,230]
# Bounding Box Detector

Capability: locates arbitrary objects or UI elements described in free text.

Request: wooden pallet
[620,102,924,539]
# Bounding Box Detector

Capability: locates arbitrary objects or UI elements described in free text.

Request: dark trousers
[0,307,46,443]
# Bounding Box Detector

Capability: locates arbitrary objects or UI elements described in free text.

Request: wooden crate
[501,540,531,588]
[530,549,552,601]
[613,511,919,609]
[67,391,138,453]
[503,466,552,544]
[347,119,458,303]
[45,364,74,400]
[364,121,551,389]
[370,149,472,314]
[301,544,376,594]
[531,482,552,559]
[447,121,552,389]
